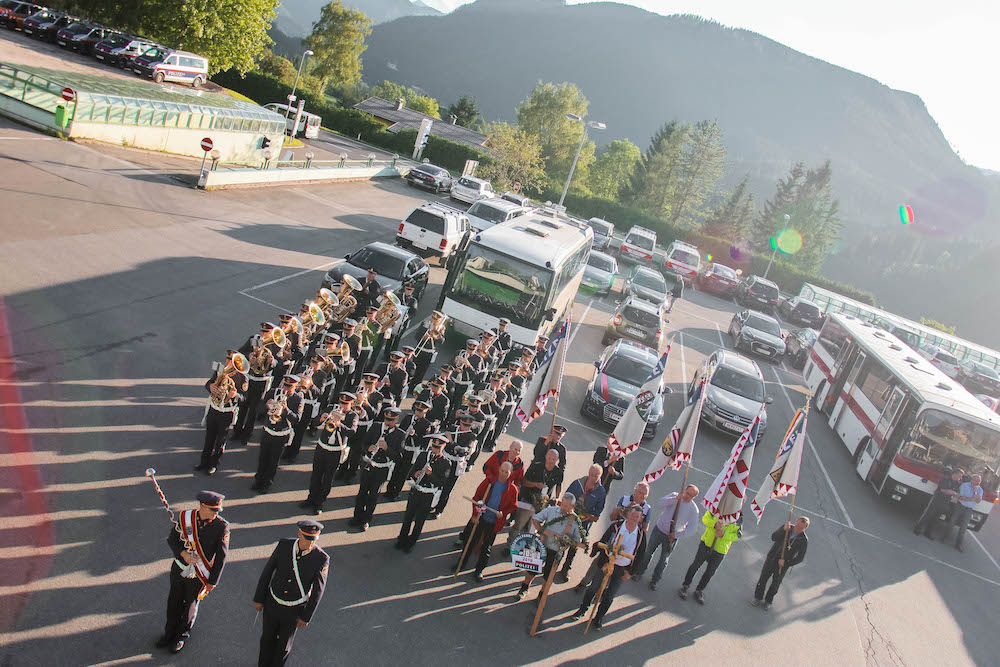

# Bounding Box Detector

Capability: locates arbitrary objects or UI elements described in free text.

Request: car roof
[459,176,488,184]
[415,163,449,174]
[633,266,663,279]
[614,338,659,363]
[746,309,780,325]
[470,198,522,212]
[717,350,764,378]
[624,296,659,313]
[171,50,206,58]
[363,240,420,261]
[588,250,614,262]
[625,226,656,238]
[750,275,778,287]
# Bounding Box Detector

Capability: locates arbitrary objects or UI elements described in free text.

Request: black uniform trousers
[258,596,301,667]
[283,418,311,460]
[337,430,367,480]
[579,563,626,622]
[410,350,434,391]
[434,474,459,515]
[354,466,391,523]
[485,406,513,451]
[233,380,268,442]
[351,352,371,389]
[163,564,203,643]
[398,490,435,546]
[754,557,787,604]
[913,494,953,536]
[254,435,286,491]
[385,453,417,499]
[682,541,725,592]
[200,408,234,469]
[305,447,340,509]
[458,517,499,573]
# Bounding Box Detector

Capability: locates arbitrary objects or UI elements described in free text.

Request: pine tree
[622,121,689,217]
[703,173,754,243]
[670,119,727,225]
[752,161,804,250]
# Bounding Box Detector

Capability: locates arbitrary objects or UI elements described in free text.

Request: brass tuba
[210,373,235,407]
[318,288,339,317]
[259,323,287,350]
[322,340,351,365]
[373,291,402,333]
[303,302,326,328]
[330,275,362,323]
[249,345,274,376]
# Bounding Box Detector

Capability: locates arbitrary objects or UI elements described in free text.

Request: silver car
[729,309,786,361]
[690,349,771,435]
[623,265,669,305]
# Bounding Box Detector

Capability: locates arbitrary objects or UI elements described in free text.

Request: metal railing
[212,154,400,171]
[0,63,68,114]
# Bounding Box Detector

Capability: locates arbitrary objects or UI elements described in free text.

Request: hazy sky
[424,0,997,170]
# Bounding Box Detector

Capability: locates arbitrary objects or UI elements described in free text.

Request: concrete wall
[67,121,283,162]
[201,164,402,190]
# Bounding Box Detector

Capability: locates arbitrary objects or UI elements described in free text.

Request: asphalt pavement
[1,116,998,666]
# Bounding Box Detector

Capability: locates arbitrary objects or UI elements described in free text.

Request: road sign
[513,181,521,193]
[200,137,213,152]
[61,87,75,102]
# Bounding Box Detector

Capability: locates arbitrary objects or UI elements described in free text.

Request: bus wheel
[815,381,828,415]
[853,436,869,468]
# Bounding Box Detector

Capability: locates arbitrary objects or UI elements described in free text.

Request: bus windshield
[899,409,1000,488]
[451,247,553,329]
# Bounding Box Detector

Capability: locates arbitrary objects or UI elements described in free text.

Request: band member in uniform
[279,313,305,371]
[480,372,510,453]
[341,319,361,391]
[381,282,418,359]
[284,371,320,462]
[383,350,409,407]
[384,400,435,500]
[473,332,495,391]
[594,444,625,496]
[234,340,276,445]
[455,461,519,581]
[410,310,445,391]
[337,374,380,482]
[350,407,405,530]
[352,267,382,319]
[492,318,513,367]
[395,434,451,553]
[528,335,548,375]
[300,409,350,515]
[352,306,378,388]
[263,374,305,438]
[304,355,328,435]
[253,520,329,667]
[156,491,229,654]
[252,389,295,494]
[421,377,451,424]
[196,351,247,475]
[429,414,474,519]
[451,340,481,416]
[401,345,418,393]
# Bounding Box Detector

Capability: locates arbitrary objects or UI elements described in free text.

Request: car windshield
[604,355,655,387]
[971,363,1000,379]
[796,328,818,344]
[589,219,613,236]
[467,202,506,224]
[900,410,1000,491]
[450,245,553,329]
[458,178,480,188]
[796,301,821,317]
[670,248,699,266]
[627,234,654,250]
[712,264,737,280]
[746,314,781,336]
[64,22,90,33]
[751,280,779,298]
[587,254,614,273]
[140,46,165,57]
[712,367,765,402]
[935,350,959,365]
[349,247,405,279]
[633,270,665,292]
[104,35,129,47]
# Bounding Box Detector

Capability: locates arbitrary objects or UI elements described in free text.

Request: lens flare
[729,244,751,264]
[776,229,803,254]
[899,205,914,225]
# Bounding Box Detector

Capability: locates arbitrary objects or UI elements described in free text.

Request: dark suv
[736,275,781,313]
[603,295,667,351]
[777,296,824,328]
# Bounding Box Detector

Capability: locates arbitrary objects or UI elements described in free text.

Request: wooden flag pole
[455,487,491,577]
[584,534,634,634]
[529,512,580,637]
[548,304,573,433]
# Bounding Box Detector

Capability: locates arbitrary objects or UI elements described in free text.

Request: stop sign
[200,137,213,152]
[61,87,75,102]
[513,181,521,192]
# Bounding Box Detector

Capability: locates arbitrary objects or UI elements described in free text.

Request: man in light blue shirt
[633,485,701,590]
[943,474,983,552]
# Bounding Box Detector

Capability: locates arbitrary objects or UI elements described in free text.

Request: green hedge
[211,70,489,173]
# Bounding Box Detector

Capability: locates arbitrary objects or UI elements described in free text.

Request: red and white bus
[805,313,1000,530]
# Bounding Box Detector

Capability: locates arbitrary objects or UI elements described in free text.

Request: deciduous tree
[478,123,545,194]
[588,139,641,201]
[306,1,372,91]
[515,82,594,187]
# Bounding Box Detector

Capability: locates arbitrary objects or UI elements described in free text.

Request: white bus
[805,313,1000,529]
[262,103,322,139]
[439,213,592,346]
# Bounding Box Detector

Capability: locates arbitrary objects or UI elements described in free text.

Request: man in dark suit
[752,517,809,611]
[254,520,330,667]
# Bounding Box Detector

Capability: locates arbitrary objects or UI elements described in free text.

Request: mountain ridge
[276,0,442,36]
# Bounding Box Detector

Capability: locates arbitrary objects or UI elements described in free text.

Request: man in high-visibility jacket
[678,512,742,604]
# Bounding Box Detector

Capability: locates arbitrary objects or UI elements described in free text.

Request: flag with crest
[608,347,671,458]
[515,318,569,428]
[642,369,709,483]
[702,409,764,524]
[750,404,808,522]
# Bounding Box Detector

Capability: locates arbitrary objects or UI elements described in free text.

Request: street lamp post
[763,213,791,280]
[285,49,314,130]
[558,113,606,207]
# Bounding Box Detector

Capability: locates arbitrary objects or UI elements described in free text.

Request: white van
[152,50,209,88]
[663,240,701,284]
[263,103,322,139]
[465,198,528,232]
[619,226,656,264]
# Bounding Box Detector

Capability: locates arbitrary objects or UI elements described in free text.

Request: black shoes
[473,571,485,582]
[171,640,185,654]
[678,585,688,600]
[570,609,585,621]
[154,636,171,649]
[347,518,361,527]
[694,589,705,604]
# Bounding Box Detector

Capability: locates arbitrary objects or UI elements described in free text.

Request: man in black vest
[156,491,230,654]
[254,520,329,667]
[350,407,405,530]
[752,517,810,611]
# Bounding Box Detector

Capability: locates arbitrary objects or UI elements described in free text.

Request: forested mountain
[276,0,441,36]
[362,0,1000,345]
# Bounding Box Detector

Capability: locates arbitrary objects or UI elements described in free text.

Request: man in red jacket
[456,461,519,581]
[482,440,525,487]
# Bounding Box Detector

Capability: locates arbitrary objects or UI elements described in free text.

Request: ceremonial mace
[145,468,209,600]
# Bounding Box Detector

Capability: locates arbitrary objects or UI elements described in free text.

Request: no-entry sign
[200,137,213,152]
[61,87,75,102]
[513,181,521,192]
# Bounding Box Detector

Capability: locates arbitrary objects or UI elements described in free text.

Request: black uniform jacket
[167,513,230,585]
[765,526,808,567]
[254,538,329,622]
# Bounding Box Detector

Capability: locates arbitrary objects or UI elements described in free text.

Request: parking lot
[1,115,999,666]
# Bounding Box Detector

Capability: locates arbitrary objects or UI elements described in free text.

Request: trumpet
[319,408,345,430]
[322,340,351,365]
[373,291,402,333]
[417,310,447,349]
[259,323,287,350]
[265,396,287,422]
[330,275,362,323]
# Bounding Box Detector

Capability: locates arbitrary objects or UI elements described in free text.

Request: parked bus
[262,103,321,139]
[438,213,591,347]
[805,313,1000,529]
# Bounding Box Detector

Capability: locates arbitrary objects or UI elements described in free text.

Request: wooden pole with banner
[548,304,574,433]
[529,512,580,637]
[584,534,634,634]
[454,489,491,577]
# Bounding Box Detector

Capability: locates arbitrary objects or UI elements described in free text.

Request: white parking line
[971,532,1000,575]
[567,298,595,349]
[768,365,856,530]
[237,290,287,312]
[678,332,688,389]
[243,259,341,292]
[713,321,725,347]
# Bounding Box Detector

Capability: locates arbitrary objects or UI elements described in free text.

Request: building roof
[353,96,487,148]
[472,215,590,270]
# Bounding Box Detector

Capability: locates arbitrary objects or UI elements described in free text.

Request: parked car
[777,296,824,329]
[618,225,656,265]
[580,338,665,439]
[93,34,139,65]
[663,240,702,285]
[695,262,740,298]
[323,241,430,301]
[603,295,668,351]
[689,349,771,436]
[587,217,614,251]
[130,45,171,76]
[464,198,527,232]
[20,9,59,37]
[30,11,75,41]
[975,395,1000,414]
[405,164,454,193]
[0,1,20,25]
[784,327,818,369]
[500,191,534,209]
[55,21,93,47]
[72,26,116,55]
[150,50,208,87]
[735,275,781,313]
[623,265,669,305]
[916,343,961,379]
[580,250,618,298]
[395,201,470,262]
[729,309,786,361]
[2,1,41,29]
[450,176,494,204]
[957,360,1000,396]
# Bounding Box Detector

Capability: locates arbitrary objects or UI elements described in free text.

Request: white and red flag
[608,346,671,458]
[703,408,764,524]
[750,404,808,522]
[515,317,569,428]
[642,369,709,483]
